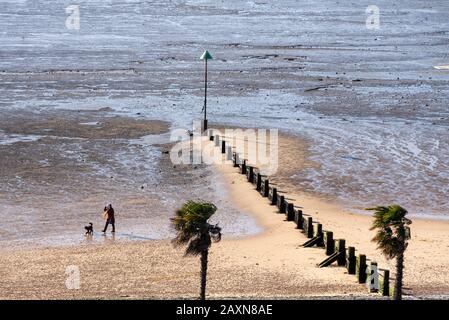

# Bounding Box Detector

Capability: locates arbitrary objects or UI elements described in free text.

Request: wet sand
[0,110,258,248]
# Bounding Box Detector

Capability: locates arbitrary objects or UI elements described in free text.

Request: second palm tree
[171,200,222,300]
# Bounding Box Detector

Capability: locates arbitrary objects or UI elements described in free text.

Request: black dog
[84,222,93,235]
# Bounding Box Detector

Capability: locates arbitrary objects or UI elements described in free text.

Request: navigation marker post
[200,50,213,133]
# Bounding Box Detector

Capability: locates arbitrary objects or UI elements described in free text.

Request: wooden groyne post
[286,203,295,221]
[295,209,303,229]
[324,231,334,255]
[315,223,324,247]
[263,180,269,197]
[271,187,278,205]
[278,195,286,213]
[305,217,313,238]
[233,153,240,167]
[248,166,254,183]
[379,269,390,296]
[304,223,324,248]
[241,159,247,174]
[317,238,346,268]
[336,239,346,266]
[356,254,367,284]
[347,246,356,274]
[256,173,262,191]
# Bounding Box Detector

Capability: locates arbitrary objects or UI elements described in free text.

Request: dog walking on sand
[84,222,93,235]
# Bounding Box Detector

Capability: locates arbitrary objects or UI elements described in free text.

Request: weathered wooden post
[263,180,269,197]
[295,209,303,229]
[241,159,247,174]
[221,140,226,154]
[315,223,324,247]
[271,188,278,205]
[347,246,356,274]
[248,166,254,183]
[256,173,262,191]
[315,223,322,236]
[279,196,286,213]
[356,254,367,284]
[234,153,240,167]
[380,269,390,297]
[306,217,313,238]
[336,239,346,266]
[324,231,334,255]
[287,203,295,221]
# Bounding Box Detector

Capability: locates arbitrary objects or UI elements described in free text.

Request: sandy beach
[1,133,449,299]
[0,153,369,299]
[222,130,449,297]
[1,0,449,301]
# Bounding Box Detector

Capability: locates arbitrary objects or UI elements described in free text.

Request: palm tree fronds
[366,204,412,259]
[185,235,212,256]
[171,200,221,256]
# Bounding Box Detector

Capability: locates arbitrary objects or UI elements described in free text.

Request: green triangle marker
[200,50,213,60]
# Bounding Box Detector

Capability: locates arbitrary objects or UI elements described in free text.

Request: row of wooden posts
[209,132,391,297]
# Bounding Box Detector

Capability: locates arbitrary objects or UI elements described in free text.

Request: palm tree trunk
[394,250,404,300]
[200,249,208,300]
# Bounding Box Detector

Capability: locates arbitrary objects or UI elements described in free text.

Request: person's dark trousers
[102,218,115,233]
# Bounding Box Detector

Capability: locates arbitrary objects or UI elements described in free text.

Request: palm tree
[171,200,222,300]
[366,205,412,300]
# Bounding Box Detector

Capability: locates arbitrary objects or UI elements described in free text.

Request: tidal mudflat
[1,0,449,217]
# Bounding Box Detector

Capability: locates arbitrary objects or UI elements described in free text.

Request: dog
[84,222,93,235]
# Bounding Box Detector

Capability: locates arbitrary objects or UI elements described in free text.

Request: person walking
[102,204,115,233]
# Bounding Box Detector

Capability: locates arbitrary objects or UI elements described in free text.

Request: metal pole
[204,59,208,121]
